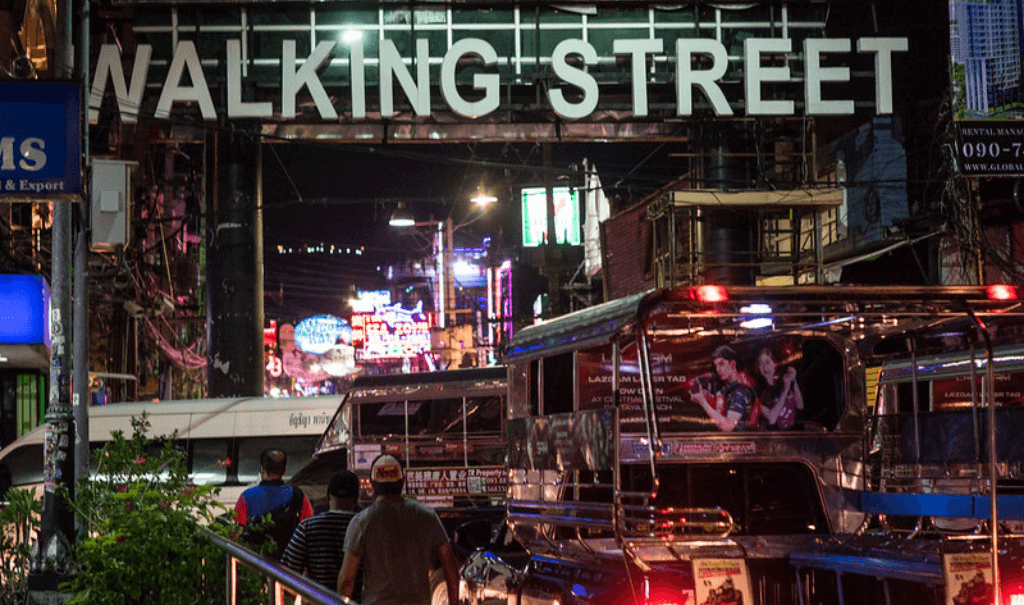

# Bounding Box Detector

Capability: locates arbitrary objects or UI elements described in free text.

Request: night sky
[260,140,685,318]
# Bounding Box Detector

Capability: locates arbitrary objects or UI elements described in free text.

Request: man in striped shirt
[282,470,362,595]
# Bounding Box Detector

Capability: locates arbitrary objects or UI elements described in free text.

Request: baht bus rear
[484,284,1024,605]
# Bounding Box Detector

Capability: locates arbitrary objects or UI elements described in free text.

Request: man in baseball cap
[338,455,459,605]
[369,454,404,494]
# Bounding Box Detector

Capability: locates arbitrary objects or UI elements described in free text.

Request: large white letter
[349,40,366,119]
[282,40,338,120]
[155,41,217,121]
[380,39,431,117]
[614,39,663,117]
[19,139,45,171]
[227,40,273,119]
[676,39,732,116]
[89,44,152,124]
[804,38,853,115]
[744,38,793,116]
[858,37,908,115]
[441,38,499,118]
[549,39,598,120]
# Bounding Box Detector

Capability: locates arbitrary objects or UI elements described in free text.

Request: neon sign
[351,301,432,359]
[294,314,352,355]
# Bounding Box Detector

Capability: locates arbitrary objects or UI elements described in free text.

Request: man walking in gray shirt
[337,454,459,605]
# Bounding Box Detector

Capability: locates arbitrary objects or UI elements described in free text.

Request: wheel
[430,568,450,605]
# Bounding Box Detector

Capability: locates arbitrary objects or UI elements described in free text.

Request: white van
[0,395,346,507]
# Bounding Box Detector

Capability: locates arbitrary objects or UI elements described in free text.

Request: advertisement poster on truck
[577,333,844,433]
[943,552,993,605]
[692,558,753,605]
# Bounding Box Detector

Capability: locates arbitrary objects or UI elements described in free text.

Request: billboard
[521,186,581,247]
[950,0,1024,175]
[0,81,82,197]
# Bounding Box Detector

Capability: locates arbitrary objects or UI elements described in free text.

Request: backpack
[242,486,305,560]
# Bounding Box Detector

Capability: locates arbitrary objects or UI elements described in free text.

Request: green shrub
[0,487,42,605]
[60,414,262,605]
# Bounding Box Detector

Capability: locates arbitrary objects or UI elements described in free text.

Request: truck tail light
[691,285,728,303]
[987,284,1018,301]
[643,590,687,605]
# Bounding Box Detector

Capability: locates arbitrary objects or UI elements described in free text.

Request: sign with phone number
[404,466,507,497]
[955,121,1024,176]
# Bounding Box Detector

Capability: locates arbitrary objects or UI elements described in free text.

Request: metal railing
[201,529,356,605]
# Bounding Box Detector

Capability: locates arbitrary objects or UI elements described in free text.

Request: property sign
[404,466,507,497]
[0,81,81,197]
[954,121,1024,176]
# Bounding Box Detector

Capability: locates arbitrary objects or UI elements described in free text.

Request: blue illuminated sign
[294,314,352,355]
[0,81,82,197]
[0,275,50,345]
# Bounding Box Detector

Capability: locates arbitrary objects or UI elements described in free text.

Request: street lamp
[388,198,492,331]
[388,202,416,227]
[470,189,497,206]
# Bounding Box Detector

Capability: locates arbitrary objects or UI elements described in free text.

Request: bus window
[237,435,319,484]
[359,401,412,438]
[530,360,540,416]
[191,439,230,486]
[543,353,574,415]
[465,395,503,434]
[509,362,530,419]
[408,398,463,435]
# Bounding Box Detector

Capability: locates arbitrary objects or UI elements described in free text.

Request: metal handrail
[617,505,734,539]
[200,528,356,605]
[507,500,615,531]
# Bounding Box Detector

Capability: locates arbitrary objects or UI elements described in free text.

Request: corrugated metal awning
[504,289,657,361]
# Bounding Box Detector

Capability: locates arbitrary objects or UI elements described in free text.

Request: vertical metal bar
[668,203,677,288]
[73,0,92,531]
[636,329,659,494]
[969,344,981,473]
[228,557,236,605]
[984,334,999,605]
[909,338,921,464]
[611,341,620,407]
[462,396,468,467]
[814,212,825,284]
[968,311,1000,605]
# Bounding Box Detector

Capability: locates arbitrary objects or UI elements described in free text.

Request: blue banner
[0,81,82,197]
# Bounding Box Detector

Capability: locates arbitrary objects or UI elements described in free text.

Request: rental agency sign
[89,36,907,125]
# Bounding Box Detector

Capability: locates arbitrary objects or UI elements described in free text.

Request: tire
[430,568,450,605]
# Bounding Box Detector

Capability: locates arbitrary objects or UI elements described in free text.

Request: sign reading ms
[0,81,82,197]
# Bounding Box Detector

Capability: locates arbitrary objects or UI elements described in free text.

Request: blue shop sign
[0,81,82,197]
[0,274,50,345]
[295,315,352,355]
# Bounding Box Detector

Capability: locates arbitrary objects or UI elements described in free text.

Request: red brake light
[692,285,728,303]
[987,284,1018,301]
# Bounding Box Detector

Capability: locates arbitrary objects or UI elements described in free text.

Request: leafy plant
[59,414,262,605]
[0,487,42,605]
